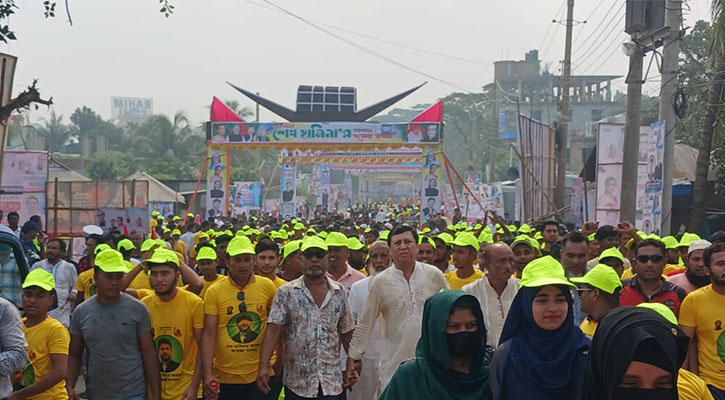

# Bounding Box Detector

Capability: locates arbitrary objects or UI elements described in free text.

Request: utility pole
[256,92,260,122]
[621,43,644,223]
[659,0,682,236]
[554,0,574,210]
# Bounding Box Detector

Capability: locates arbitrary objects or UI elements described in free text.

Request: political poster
[206,148,229,220]
[0,193,46,230]
[317,163,331,213]
[95,208,148,236]
[150,201,175,219]
[636,122,664,234]
[280,162,296,218]
[230,182,263,216]
[1,151,48,193]
[421,147,443,223]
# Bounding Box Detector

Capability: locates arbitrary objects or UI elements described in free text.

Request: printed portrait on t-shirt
[155,335,183,373]
[227,311,261,344]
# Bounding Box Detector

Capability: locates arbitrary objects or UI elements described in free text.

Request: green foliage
[85,151,135,180]
[36,110,72,154]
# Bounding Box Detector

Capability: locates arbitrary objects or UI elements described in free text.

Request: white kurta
[462,276,520,348]
[348,262,449,393]
[348,276,383,400]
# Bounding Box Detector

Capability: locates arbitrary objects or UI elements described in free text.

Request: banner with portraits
[0,151,48,229]
[280,162,296,218]
[317,163,331,213]
[636,121,664,235]
[230,181,263,216]
[421,147,443,223]
[206,148,229,220]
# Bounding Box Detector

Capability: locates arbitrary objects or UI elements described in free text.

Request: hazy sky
[1,0,712,126]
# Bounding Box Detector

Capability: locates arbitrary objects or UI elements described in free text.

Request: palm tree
[223,99,255,119]
[688,0,725,233]
[37,110,72,154]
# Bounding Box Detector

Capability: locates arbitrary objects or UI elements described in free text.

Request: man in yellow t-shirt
[13,269,70,400]
[444,233,483,290]
[201,236,277,400]
[196,245,225,298]
[679,243,725,398]
[172,229,187,262]
[141,248,205,400]
[570,264,623,339]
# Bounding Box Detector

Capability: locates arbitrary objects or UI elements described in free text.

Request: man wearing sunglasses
[620,238,687,317]
[202,236,278,400]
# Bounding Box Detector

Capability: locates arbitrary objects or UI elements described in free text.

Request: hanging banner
[1,151,48,193]
[230,181,263,216]
[206,148,229,220]
[208,121,442,145]
[317,163,331,212]
[280,161,296,218]
[636,121,664,234]
[149,201,174,219]
[421,147,443,223]
[95,208,148,236]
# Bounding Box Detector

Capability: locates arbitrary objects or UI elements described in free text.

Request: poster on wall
[206,149,229,220]
[280,162,296,218]
[230,182,263,216]
[150,201,175,219]
[95,208,148,235]
[421,147,442,223]
[636,121,664,234]
[0,193,46,229]
[317,163,331,213]
[1,151,48,193]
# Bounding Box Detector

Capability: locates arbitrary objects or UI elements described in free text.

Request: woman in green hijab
[379,290,493,400]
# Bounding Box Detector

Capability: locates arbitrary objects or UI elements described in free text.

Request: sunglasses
[576,288,594,295]
[636,255,664,264]
[237,291,247,313]
[303,250,327,260]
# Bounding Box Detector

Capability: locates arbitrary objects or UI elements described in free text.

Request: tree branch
[0,79,53,121]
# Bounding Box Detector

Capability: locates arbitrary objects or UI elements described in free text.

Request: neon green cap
[520,256,575,288]
[347,237,365,251]
[452,232,480,252]
[418,236,436,248]
[187,213,194,218]
[534,231,543,241]
[301,236,328,252]
[588,232,596,242]
[510,235,538,252]
[163,228,171,234]
[325,232,348,248]
[679,232,701,248]
[117,239,136,252]
[22,269,55,291]
[435,232,454,246]
[517,223,532,234]
[143,248,180,268]
[599,247,625,263]
[474,223,483,230]
[173,216,181,221]
[319,231,329,239]
[152,211,160,216]
[661,236,679,250]
[294,223,305,231]
[94,249,128,273]
[227,236,254,256]
[281,240,302,263]
[140,239,158,253]
[94,243,112,255]
[198,232,209,240]
[172,229,181,236]
[477,231,494,244]
[422,227,432,234]
[307,227,317,234]
[570,264,623,294]
[637,302,678,325]
[379,230,389,241]
[196,247,218,261]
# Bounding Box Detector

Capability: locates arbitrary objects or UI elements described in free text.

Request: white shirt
[462,275,520,348]
[31,259,78,328]
[348,261,449,392]
[348,277,383,361]
[179,232,196,256]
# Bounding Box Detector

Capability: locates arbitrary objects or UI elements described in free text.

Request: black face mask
[445,331,478,358]
[614,388,677,400]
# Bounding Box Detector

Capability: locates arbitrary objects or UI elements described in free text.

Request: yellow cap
[117,239,136,252]
[520,256,575,288]
[347,237,365,251]
[452,232,480,252]
[22,269,55,291]
[637,302,678,325]
[94,249,128,273]
[140,239,158,253]
[163,228,171,234]
[679,232,701,248]
[518,224,532,234]
[661,236,679,250]
[187,213,194,218]
[570,264,623,294]
[172,229,181,236]
[477,232,494,244]
[196,246,217,261]
[319,231,329,239]
[307,227,317,234]
[418,236,437,248]
[143,248,180,268]
[599,247,625,263]
[294,222,305,231]
[588,232,596,242]
[301,236,328,252]
[325,232,348,248]
[510,235,539,252]
[534,231,543,241]
[94,243,112,255]
[173,216,181,221]
[227,236,255,257]
[152,211,160,216]
[379,230,390,241]
[422,227,432,234]
[281,240,302,263]
[435,232,454,246]
[198,232,209,240]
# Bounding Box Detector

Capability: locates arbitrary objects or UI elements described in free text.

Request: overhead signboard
[111,97,153,126]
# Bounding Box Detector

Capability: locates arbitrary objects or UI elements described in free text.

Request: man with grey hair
[462,243,519,348]
[347,241,391,400]
[667,239,712,294]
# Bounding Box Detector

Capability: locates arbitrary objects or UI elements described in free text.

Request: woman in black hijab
[583,306,690,400]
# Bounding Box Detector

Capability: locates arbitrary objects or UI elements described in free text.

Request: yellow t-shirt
[678,368,715,400]
[129,269,183,291]
[271,276,287,290]
[200,275,225,299]
[150,219,158,237]
[21,316,70,400]
[135,288,155,300]
[74,269,96,299]
[579,318,598,339]
[174,241,187,259]
[444,268,484,290]
[142,289,204,400]
[203,274,277,384]
[679,284,725,390]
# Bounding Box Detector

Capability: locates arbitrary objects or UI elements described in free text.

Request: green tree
[223,100,255,120]
[85,151,135,180]
[36,110,73,154]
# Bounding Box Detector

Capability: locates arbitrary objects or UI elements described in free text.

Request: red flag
[411,100,443,123]
[210,97,245,122]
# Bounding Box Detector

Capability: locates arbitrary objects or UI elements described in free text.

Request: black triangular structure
[227,82,426,122]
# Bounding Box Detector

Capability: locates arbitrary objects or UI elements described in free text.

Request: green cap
[187,213,194,218]
[435,232,454,246]
[172,229,181,236]
[281,240,302,263]
[679,232,701,248]
[196,247,217,261]
[534,231,543,241]
[379,230,390,241]
[94,249,128,273]
[510,235,539,252]
[520,256,575,288]
[22,269,55,291]
[173,216,181,221]
[301,236,328,252]
[474,223,482,230]
[637,302,678,325]
[143,248,180,268]
[347,237,365,251]
[452,232,480,252]
[570,264,623,294]
[325,232,348,248]
[421,227,432,234]
[661,236,679,250]
[94,243,112,255]
[599,247,625,263]
[117,239,136,252]
[163,228,171,234]
[319,231,329,239]
[477,231,494,244]
[152,211,160,217]
[587,232,596,242]
[294,222,305,231]
[518,223,532,234]
[227,236,255,256]
[307,227,317,234]
[140,239,158,253]
[418,236,436,248]
[198,232,209,240]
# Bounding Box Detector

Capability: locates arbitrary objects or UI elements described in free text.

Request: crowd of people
[0,207,724,400]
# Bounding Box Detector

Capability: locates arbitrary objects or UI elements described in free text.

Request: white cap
[83,225,103,236]
[688,239,712,256]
